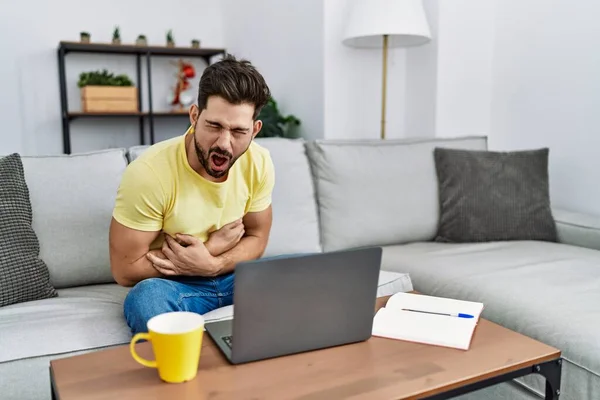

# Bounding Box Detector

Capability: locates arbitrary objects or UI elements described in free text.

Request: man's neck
[184,133,228,183]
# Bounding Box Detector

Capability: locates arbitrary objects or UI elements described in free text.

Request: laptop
[204,247,382,364]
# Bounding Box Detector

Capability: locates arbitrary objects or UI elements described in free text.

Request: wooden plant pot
[81,86,138,112]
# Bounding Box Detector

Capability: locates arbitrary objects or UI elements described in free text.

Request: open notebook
[372,292,484,350]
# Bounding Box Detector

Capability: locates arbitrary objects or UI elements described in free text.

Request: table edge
[49,294,563,400]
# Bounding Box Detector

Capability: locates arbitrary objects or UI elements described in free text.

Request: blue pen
[402,308,474,319]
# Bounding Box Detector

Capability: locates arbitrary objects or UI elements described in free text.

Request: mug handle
[130,333,157,368]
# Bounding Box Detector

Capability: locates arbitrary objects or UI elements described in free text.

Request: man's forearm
[214,235,267,274]
[113,250,165,287]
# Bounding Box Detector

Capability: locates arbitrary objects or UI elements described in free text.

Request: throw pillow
[0,153,57,307]
[433,147,557,243]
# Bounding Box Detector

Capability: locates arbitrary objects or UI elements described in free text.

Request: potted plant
[256,97,301,138]
[78,69,138,113]
[112,26,121,45]
[80,31,91,43]
[191,39,200,48]
[166,29,175,47]
[136,34,147,46]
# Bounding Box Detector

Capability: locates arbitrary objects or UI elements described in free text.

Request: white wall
[490,0,600,215]
[0,0,224,155]
[434,0,495,138]
[223,0,324,140]
[404,0,495,138]
[404,0,439,138]
[1,0,416,153]
[410,0,600,215]
[224,0,408,141]
[324,0,406,140]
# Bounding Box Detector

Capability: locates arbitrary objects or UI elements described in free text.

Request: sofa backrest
[20,135,487,288]
[21,149,128,289]
[305,136,488,252]
[253,138,322,256]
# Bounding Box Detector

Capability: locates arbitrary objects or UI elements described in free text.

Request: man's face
[190,96,262,180]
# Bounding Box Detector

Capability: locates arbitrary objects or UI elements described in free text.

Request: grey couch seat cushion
[0,284,131,363]
[382,241,600,399]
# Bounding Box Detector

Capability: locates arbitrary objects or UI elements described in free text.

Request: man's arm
[147,207,272,277]
[214,205,273,274]
[211,151,275,273]
[109,218,165,287]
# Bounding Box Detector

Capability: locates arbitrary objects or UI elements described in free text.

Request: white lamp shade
[342,0,432,48]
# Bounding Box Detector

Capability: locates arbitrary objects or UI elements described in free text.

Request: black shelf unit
[57,41,226,154]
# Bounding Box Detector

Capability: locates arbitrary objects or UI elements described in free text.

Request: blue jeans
[123,273,234,335]
[123,253,311,335]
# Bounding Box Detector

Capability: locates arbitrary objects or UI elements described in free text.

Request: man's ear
[189,104,200,127]
[252,120,263,139]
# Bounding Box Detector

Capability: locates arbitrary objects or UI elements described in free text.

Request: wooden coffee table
[50,296,562,400]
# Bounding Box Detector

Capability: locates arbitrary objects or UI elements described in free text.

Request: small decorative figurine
[167,59,196,110]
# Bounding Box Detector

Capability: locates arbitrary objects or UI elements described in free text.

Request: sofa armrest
[553,208,600,251]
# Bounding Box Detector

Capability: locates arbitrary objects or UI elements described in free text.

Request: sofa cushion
[433,147,557,243]
[554,207,600,251]
[1,347,111,400]
[382,240,600,400]
[254,138,321,256]
[0,284,131,363]
[0,154,57,307]
[128,139,322,256]
[305,136,487,252]
[127,145,147,162]
[21,149,128,288]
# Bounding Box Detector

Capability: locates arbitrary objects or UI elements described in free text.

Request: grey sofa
[1,135,599,400]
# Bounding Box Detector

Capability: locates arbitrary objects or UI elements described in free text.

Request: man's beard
[194,140,236,179]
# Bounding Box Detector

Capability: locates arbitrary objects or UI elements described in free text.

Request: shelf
[68,111,188,120]
[57,40,225,153]
[152,111,190,117]
[59,41,226,59]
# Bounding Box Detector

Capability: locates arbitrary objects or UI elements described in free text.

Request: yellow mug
[130,311,205,383]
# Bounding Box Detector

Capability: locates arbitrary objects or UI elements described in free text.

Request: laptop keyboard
[222,335,233,349]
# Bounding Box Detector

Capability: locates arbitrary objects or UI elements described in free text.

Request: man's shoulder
[133,134,183,165]
[122,134,184,189]
[243,140,273,168]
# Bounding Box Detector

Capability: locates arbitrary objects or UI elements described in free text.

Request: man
[109,54,275,335]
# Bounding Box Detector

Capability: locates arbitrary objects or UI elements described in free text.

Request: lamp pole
[381,34,389,140]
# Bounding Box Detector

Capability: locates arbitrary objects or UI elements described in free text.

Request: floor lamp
[342,0,432,139]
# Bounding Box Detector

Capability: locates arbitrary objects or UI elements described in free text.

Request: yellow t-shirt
[112,128,275,250]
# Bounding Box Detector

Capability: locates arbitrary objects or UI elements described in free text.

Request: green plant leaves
[256,97,301,138]
[77,69,133,88]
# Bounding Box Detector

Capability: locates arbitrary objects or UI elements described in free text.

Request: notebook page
[372,307,478,350]
[386,292,484,318]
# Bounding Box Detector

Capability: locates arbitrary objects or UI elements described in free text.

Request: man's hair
[197,54,271,119]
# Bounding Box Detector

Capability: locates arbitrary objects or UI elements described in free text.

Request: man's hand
[146,234,221,277]
[205,219,245,256]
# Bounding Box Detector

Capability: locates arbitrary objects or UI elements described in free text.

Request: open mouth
[210,153,230,171]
